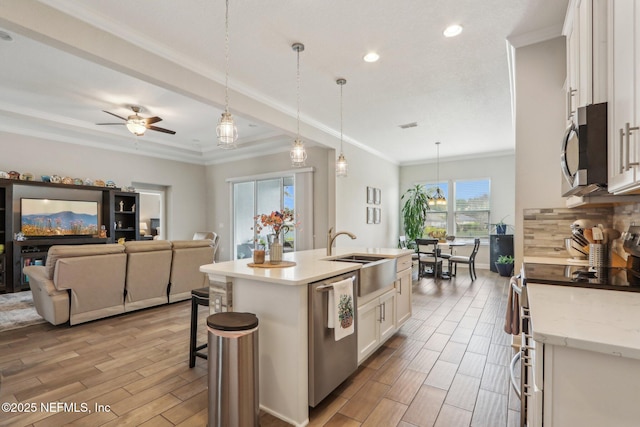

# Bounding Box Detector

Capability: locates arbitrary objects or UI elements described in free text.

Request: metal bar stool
[189,287,210,368]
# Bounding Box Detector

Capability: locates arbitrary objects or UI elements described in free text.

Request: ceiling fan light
[336,152,348,177]
[126,118,146,136]
[217,111,238,148]
[290,138,307,167]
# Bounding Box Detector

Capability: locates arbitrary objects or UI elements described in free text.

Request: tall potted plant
[401,184,431,247]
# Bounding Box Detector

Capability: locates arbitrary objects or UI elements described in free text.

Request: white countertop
[527,283,640,360]
[200,247,413,286]
[524,256,589,266]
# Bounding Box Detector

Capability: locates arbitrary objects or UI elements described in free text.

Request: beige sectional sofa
[24,239,214,326]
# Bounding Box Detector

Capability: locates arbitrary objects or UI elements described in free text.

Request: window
[454,179,490,238]
[424,181,448,238]
[422,178,490,239]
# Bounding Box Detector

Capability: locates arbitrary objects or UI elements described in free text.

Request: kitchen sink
[329,255,396,296]
[331,255,388,263]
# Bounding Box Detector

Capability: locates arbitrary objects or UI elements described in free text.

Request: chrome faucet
[327,227,357,256]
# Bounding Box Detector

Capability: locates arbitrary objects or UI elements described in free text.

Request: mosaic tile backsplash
[523,207,613,258]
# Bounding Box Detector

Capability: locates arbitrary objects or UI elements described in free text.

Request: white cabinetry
[357,287,395,364]
[530,343,640,427]
[563,0,608,123]
[395,255,412,328]
[608,0,640,193]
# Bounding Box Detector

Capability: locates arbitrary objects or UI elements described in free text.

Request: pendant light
[216,0,238,149]
[432,141,447,206]
[290,42,307,167]
[335,78,348,177]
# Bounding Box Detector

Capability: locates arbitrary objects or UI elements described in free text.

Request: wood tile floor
[0,268,519,426]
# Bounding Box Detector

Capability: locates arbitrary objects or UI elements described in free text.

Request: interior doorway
[132,183,167,240]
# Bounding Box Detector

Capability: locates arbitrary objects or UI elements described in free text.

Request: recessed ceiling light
[363,52,380,63]
[443,24,463,38]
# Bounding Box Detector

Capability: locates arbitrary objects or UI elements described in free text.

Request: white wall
[0,131,207,240]
[335,143,400,249]
[514,37,567,264]
[400,153,516,268]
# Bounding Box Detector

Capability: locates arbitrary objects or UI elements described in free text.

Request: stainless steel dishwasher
[308,271,359,407]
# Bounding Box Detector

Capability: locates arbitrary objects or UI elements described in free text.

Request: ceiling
[0,0,568,166]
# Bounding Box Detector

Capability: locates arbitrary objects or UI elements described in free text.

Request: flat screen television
[21,198,99,237]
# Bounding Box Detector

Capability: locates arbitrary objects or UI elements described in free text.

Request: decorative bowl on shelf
[61,176,73,184]
[19,172,34,181]
[41,175,51,182]
[0,171,8,179]
[50,175,61,183]
[94,179,105,187]
[8,171,20,180]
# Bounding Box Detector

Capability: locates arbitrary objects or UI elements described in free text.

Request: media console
[0,178,139,293]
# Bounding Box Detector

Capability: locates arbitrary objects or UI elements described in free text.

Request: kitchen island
[200,247,413,426]
[525,282,640,426]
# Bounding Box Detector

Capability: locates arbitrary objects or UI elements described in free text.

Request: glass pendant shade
[291,42,306,167]
[217,111,238,148]
[336,78,348,177]
[432,141,446,205]
[435,187,447,206]
[126,118,146,136]
[336,152,348,177]
[217,0,237,148]
[290,138,307,167]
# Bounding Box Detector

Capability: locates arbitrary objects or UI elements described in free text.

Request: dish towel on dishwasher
[327,277,355,341]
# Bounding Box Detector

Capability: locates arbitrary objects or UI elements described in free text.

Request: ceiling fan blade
[102,110,127,121]
[148,125,176,135]
[96,123,125,125]
[144,116,163,125]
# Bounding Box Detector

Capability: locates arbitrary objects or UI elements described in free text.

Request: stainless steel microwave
[561,102,608,196]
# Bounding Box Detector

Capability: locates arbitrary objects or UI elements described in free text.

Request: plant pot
[495,262,514,277]
[496,224,507,235]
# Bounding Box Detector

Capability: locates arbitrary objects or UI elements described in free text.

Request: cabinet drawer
[396,255,412,272]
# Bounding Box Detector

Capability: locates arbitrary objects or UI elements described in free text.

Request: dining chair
[399,235,420,263]
[416,238,442,278]
[448,238,481,281]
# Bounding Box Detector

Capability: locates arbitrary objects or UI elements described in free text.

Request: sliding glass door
[232,176,295,260]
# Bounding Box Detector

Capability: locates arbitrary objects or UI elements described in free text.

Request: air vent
[399,122,418,129]
[0,31,13,42]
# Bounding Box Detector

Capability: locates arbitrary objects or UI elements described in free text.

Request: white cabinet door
[395,267,412,328]
[608,0,639,193]
[566,12,579,123]
[357,297,380,364]
[379,289,396,343]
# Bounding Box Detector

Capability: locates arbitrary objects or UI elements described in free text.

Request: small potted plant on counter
[495,255,514,277]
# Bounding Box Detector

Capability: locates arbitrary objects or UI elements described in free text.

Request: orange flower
[253,209,299,236]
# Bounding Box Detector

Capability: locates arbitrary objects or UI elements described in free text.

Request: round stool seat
[191,287,209,299]
[207,312,258,331]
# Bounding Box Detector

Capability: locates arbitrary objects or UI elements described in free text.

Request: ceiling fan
[97,106,176,136]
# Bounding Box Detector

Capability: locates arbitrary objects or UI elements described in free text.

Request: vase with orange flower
[254,209,297,264]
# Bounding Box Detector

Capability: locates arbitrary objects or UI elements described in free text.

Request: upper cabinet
[608,0,640,193]
[564,0,608,124]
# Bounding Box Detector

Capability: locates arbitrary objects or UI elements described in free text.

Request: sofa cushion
[45,244,124,279]
[171,239,213,249]
[124,240,172,253]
